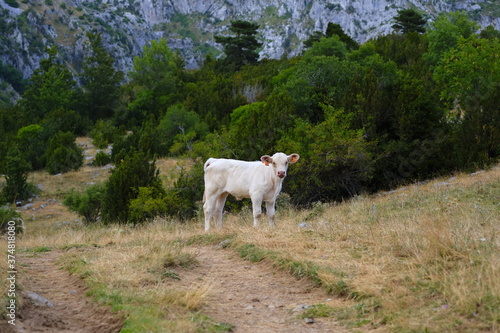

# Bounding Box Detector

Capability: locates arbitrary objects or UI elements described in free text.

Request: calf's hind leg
[214,192,229,229]
[203,194,217,231]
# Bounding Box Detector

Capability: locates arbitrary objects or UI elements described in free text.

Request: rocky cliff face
[1,0,499,82]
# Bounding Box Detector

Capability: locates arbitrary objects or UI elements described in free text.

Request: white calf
[203,153,300,231]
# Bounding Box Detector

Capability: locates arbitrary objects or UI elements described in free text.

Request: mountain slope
[1,0,499,85]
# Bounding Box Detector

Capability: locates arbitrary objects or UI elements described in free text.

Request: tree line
[0,11,499,224]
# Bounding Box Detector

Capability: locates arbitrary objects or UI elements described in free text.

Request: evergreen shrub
[101,150,163,224]
[63,183,105,224]
[45,131,83,175]
[92,151,112,167]
[0,148,35,204]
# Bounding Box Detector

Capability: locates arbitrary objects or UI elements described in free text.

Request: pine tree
[325,23,359,50]
[392,9,427,34]
[20,46,77,122]
[303,23,358,50]
[80,32,124,121]
[215,20,262,69]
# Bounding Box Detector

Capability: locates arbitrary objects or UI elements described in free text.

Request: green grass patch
[33,246,51,253]
[163,250,198,269]
[299,303,338,318]
[236,243,267,262]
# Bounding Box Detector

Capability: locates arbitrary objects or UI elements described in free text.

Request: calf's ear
[261,155,272,166]
[288,154,300,163]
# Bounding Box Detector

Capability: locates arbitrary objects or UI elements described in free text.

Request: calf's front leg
[251,196,263,227]
[265,200,276,226]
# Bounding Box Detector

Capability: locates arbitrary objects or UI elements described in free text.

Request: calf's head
[261,153,300,179]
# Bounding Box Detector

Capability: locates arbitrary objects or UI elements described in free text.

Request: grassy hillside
[1,149,499,331]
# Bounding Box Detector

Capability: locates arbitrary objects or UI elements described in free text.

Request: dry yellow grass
[2,155,499,331]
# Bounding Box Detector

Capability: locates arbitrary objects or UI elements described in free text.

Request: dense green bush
[276,106,374,205]
[0,205,23,233]
[92,151,112,166]
[156,104,209,156]
[128,186,168,224]
[162,165,204,220]
[0,148,34,204]
[111,119,160,162]
[16,124,47,170]
[226,98,294,160]
[101,150,164,224]
[42,108,91,137]
[89,119,123,149]
[63,183,105,224]
[45,131,83,174]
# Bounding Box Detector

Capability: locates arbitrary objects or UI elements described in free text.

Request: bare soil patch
[175,245,348,332]
[7,251,123,333]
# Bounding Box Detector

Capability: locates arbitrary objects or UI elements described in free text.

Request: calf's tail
[202,158,214,203]
[204,158,214,172]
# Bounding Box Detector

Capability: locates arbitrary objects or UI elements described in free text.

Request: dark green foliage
[227,98,294,160]
[479,25,500,40]
[303,35,348,59]
[434,36,500,169]
[80,32,124,121]
[272,55,356,122]
[394,74,442,142]
[128,186,168,224]
[156,104,209,156]
[0,206,22,233]
[42,108,91,137]
[89,119,123,149]
[215,20,263,70]
[111,118,161,162]
[276,107,374,205]
[325,23,359,50]
[111,133,139,163]
[4,0,18,8]
[20,47,78,122]
[372,32,428,73]
[0,105,26,172]
[392,9,427,34]
[303,30,325,49]
[304,23,358,51]
[343,54,401,139]
[16,124,47,170]
[131,177,201,222]
[182,68,247,131]
[0,61,27,93]
[63,183,105,224]
[163,164,203,220]
[101,150,164,224]
[1,147,34,204]
[45,131,83,175]
[129,39,183,120]
[424,11,479,66]
[92,151,111,166]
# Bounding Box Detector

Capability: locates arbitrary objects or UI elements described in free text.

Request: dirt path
[4,244,347,333]
[6,251,123,333]
[171,245,348,333]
